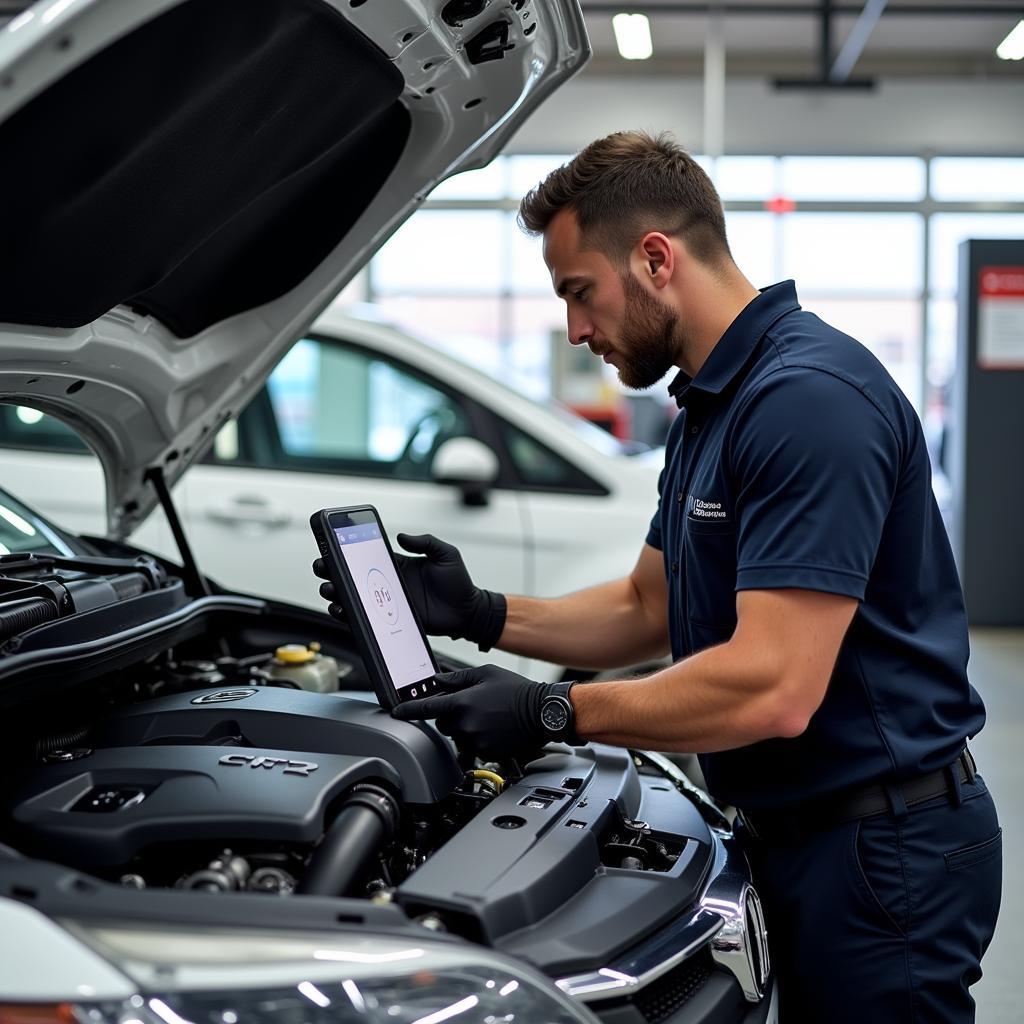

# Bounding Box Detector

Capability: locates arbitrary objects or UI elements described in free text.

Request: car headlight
[1,922,598,1024]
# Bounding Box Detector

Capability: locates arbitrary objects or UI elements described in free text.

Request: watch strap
[542,681,583,745]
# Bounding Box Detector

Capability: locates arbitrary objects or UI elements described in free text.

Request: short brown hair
[518,131,731,267]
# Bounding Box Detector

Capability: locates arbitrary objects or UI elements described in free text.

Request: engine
[4,636,720,955]
[8,683,486,898]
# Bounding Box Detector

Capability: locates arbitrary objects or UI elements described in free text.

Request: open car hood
[0,0,588,538]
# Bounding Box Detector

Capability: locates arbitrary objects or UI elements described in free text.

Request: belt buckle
[961,748,977,785]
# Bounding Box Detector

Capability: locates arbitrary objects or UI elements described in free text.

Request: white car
[0,308,665,678]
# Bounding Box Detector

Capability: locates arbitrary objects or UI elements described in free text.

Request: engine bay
[0,552,725,977]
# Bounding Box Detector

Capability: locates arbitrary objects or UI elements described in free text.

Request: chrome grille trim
[555,908,724,1002]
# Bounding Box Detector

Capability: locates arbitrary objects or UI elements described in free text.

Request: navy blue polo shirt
[647,281,985,814]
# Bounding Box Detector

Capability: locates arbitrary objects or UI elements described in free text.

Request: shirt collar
[667,280,801,409]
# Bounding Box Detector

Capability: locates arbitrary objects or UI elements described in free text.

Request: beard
[610,271,684,390]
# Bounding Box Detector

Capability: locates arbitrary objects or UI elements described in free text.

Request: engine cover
[11,688,462,869]
[12,745,398,868]
[86,687,461,803]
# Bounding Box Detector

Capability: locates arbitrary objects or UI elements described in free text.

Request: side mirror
[431,437,499,507]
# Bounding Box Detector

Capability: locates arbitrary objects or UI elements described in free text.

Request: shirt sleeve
[646,465,665,551]
[727,367,901,600]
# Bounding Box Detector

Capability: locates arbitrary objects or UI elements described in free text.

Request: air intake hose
[0,598,57,642]
[297,785,399,898]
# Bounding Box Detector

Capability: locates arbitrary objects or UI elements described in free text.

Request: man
[315,132,1000,1020]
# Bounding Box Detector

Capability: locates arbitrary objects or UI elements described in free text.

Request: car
[0,307,666,680]
[0,0,776,1021]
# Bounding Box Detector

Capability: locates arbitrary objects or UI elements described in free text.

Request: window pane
[372,296,503,376]
[928,213,1024,296]
[509,296,567,400]
[780,157,926,201]
[267,339,468,471]
[429,159,507,200]
[0,491,65,555]
[716,156,777,200]
[926,297,958,390]
[781,213,923,294]
[725,211,777,289]
[930,158,1024,202]
[500,420,594,490]
[0,406,90,453]
[508,154,574,198]
[806,297,922,408]
[372,211,504,293]
[509,214,556,294]
[924,297,958,482]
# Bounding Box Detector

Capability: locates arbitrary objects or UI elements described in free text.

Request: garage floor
[963,630,1022,1022]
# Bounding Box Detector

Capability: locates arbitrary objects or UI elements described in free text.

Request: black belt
[737,749,978,843]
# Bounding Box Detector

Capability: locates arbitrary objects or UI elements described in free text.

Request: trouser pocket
[851,817,910,936]
[945,828,1002,872]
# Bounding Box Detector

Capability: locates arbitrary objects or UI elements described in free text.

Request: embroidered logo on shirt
[687,494,730,522]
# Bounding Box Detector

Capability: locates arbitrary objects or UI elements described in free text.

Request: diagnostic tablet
[311,505,439,709]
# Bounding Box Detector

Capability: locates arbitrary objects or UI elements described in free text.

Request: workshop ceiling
[0,1,1020,81]
[580,1,1024,79]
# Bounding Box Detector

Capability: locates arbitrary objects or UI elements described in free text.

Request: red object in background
[764,196,797,214]
[568,402,632,440]
[979,266,1024,298]
[977,265,1024,370]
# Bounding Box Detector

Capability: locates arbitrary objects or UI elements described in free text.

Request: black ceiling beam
[773,0,877,88]
[819,0,833,80]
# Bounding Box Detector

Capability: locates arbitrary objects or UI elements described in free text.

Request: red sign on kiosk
[978,266,1024,370]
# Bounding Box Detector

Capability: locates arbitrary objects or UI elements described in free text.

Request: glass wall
[344,154,1024,431]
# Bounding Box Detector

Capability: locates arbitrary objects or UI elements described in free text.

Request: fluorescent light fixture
[613,13,653,61]
[16,406,43,425]
[297,982,331,1009]
[996,19,1024,60]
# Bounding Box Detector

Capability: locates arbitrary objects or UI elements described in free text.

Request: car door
[493,416,653,597]
[178,335,528,663]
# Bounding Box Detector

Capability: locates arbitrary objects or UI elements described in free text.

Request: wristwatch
[539,681,582,745]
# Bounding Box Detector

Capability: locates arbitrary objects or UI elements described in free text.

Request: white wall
[509,75,1024,156]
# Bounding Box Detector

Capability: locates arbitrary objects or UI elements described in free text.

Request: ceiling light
[613,13,653,61]
[996,19,1024,60]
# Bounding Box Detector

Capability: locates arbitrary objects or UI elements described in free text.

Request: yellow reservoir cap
[274,644,317,664]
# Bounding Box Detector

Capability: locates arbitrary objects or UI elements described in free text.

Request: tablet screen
[333,520,435,695]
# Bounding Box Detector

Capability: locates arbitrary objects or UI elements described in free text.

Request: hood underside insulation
[1,0,410,337]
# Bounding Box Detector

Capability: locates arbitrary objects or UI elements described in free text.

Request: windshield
[0,488,72,556]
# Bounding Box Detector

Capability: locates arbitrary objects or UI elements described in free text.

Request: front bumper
[557,830,776,1023]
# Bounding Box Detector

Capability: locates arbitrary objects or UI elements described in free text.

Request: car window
[0,489,71,555]
[499,420,607,495]
[222,337,472,480]
[0,405,91,454]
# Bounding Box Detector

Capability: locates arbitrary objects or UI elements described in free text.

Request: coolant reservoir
[267,642,339,693]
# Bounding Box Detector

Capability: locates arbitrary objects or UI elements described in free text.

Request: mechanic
[315,131,1000,1021]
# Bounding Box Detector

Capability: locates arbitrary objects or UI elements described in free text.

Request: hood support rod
[144,466,210,599]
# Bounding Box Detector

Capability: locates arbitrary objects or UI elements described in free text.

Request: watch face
[541,698,569,733]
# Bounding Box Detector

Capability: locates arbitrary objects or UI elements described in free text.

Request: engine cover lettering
[218,753,319,777]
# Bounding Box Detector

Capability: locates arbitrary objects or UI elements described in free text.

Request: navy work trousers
[742,777,1001,1021]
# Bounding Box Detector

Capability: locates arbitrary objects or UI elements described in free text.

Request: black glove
[313,533,506,651]
[392,665,581,760]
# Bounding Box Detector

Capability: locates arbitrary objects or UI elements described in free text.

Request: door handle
[205,498,292,530]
